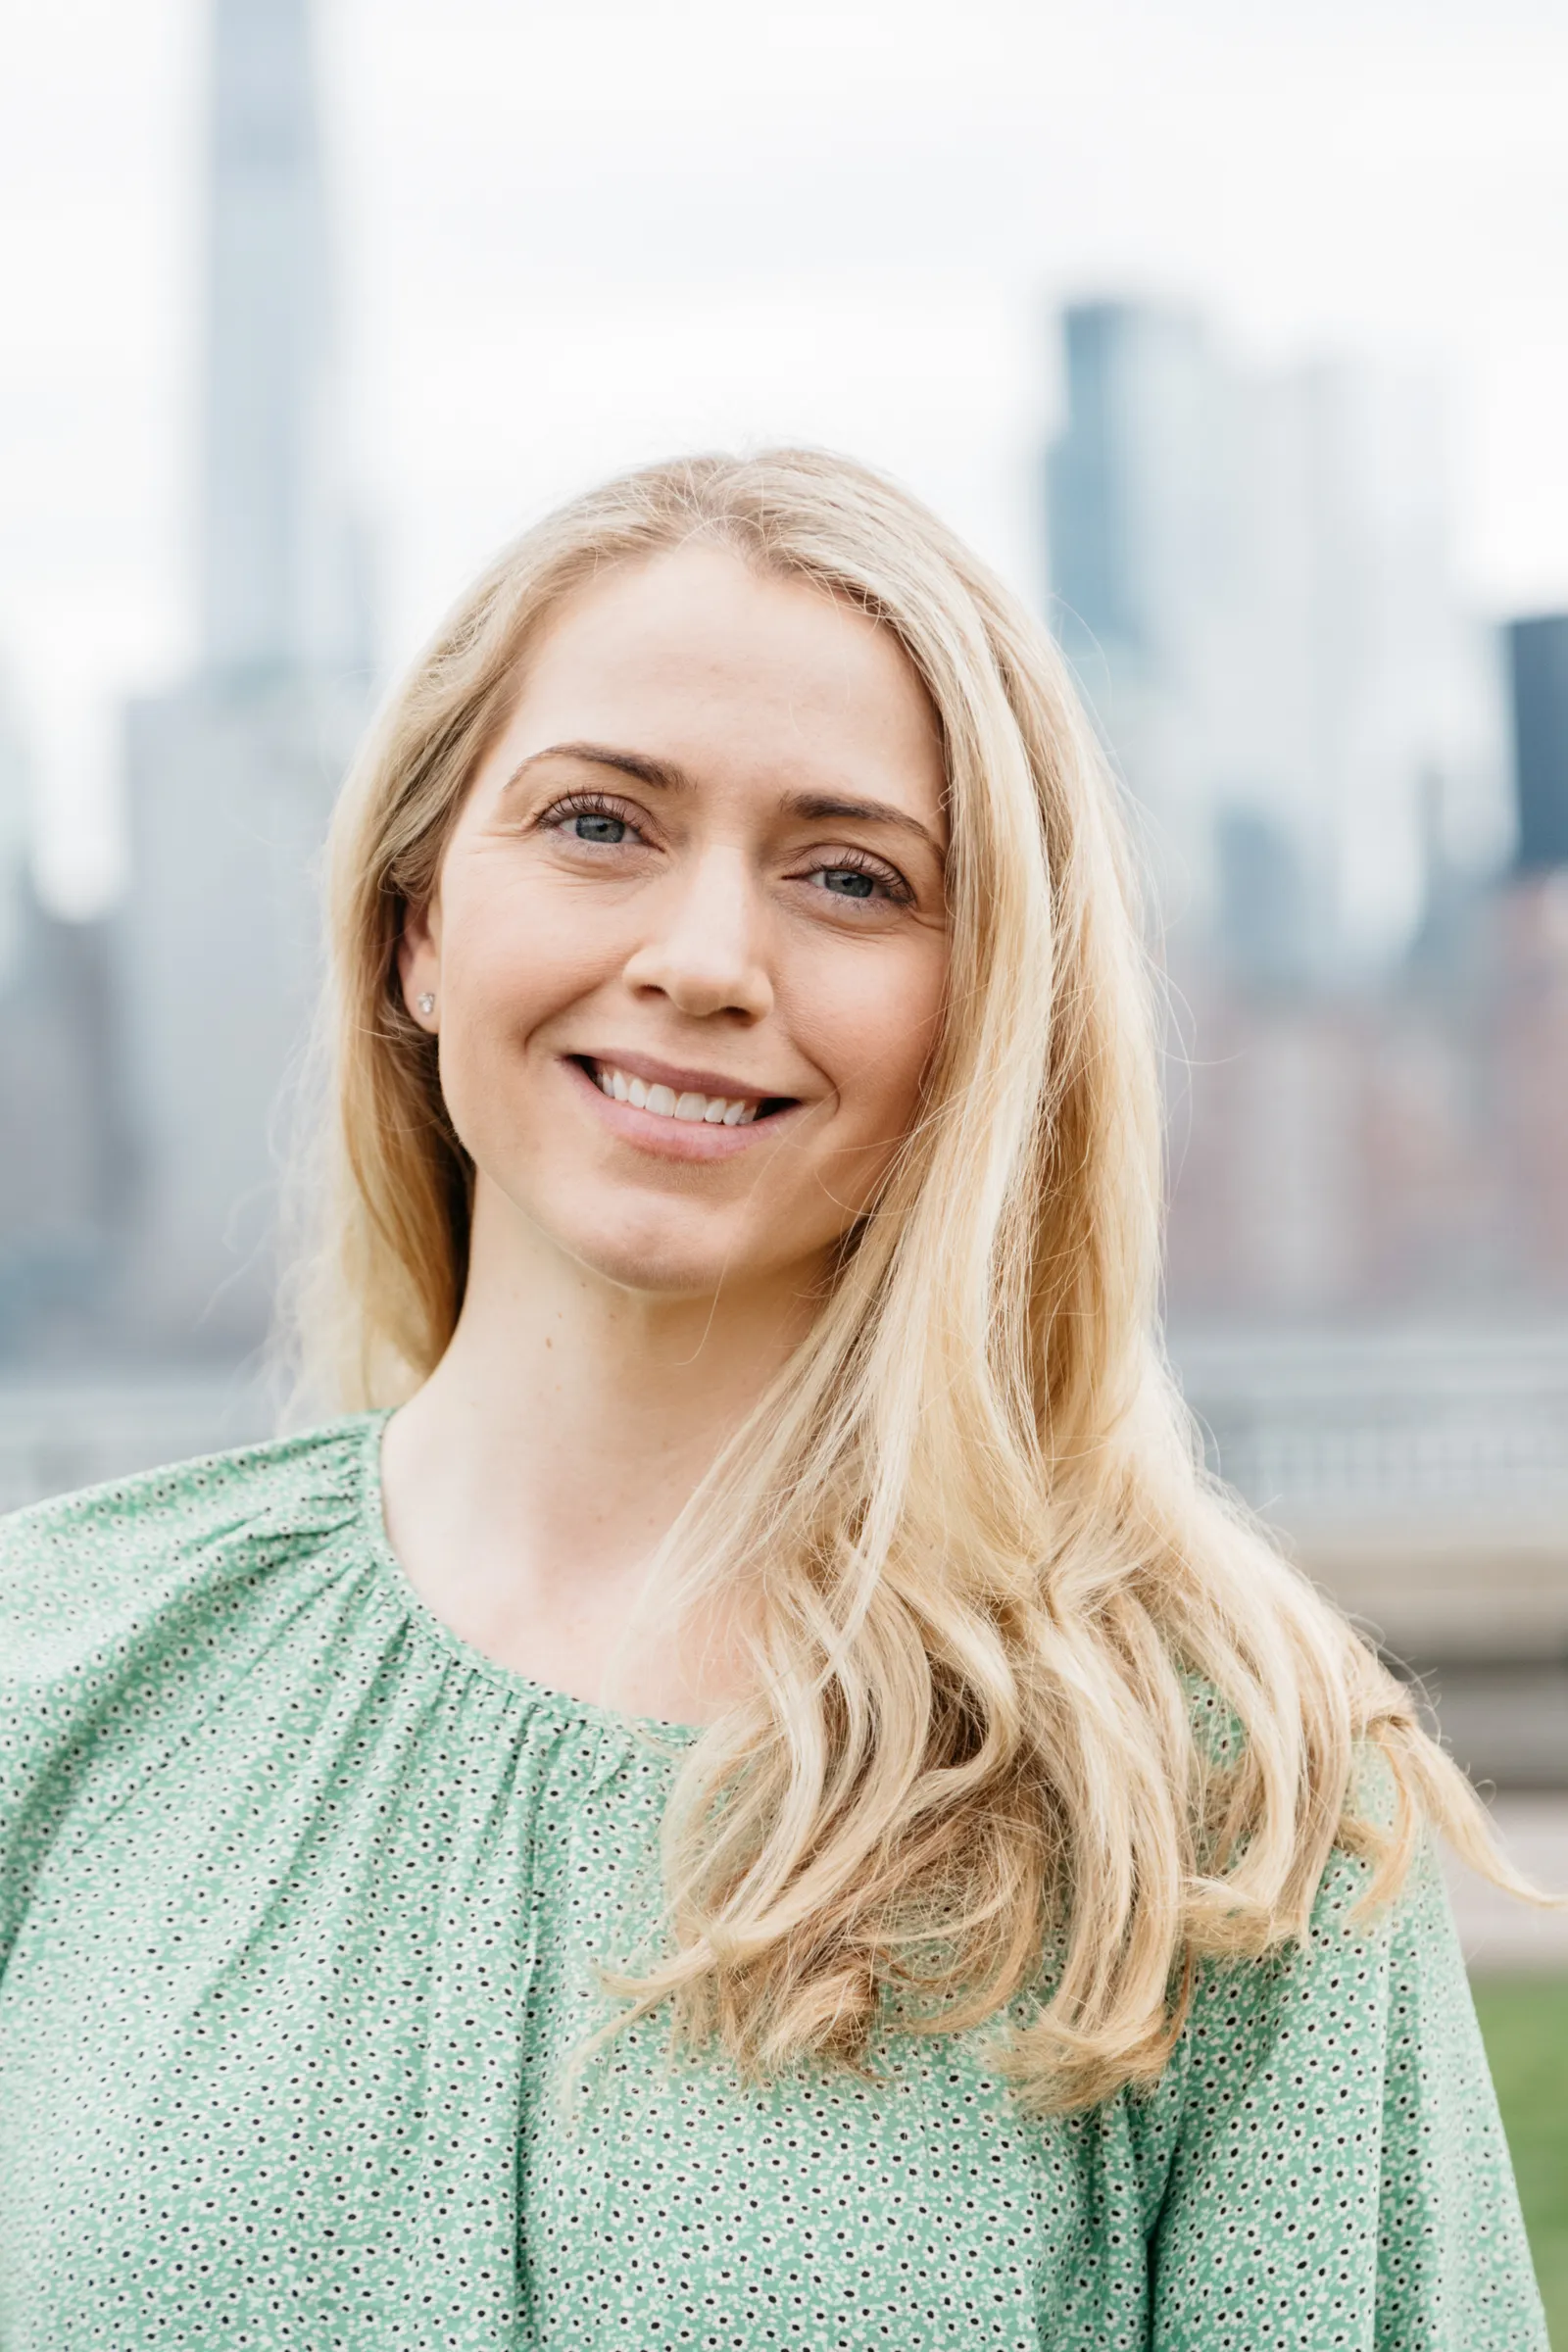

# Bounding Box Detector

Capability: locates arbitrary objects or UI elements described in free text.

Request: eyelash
[538,792,915,906]
[540,791,642,843]
[799,846,914,906]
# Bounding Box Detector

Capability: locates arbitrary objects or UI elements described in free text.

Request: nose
[620,844,774,1022]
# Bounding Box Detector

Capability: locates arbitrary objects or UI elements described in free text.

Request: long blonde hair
[308,448,1523,2111]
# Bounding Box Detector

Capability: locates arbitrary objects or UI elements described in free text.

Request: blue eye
[570,811,627,844]
[820,868,877,899]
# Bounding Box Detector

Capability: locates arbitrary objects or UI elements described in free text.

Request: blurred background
[0,0,1565,2315]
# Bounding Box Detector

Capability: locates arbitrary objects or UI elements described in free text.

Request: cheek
[430,871,616,1165]
[440,868,613,1042]
[799,939,948,1132]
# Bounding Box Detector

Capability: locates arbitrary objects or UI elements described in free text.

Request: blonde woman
[0,452,1547,2349]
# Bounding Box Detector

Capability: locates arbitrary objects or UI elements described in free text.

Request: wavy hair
[303,448,1528,2111]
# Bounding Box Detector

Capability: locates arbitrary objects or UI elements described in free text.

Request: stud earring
[416,993,436,1017]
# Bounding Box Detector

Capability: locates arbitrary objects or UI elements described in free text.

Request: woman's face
[401,543,951,1302]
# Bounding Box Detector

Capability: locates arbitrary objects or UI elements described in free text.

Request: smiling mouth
[571,1057,799,1129]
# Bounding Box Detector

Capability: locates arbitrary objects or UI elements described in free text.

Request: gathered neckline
[351,1408,706,1747]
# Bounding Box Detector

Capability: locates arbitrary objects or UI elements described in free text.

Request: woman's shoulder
[0,1415,387,1968]
[0,1413,378,1670]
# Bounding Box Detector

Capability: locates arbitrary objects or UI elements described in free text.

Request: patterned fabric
[0,1414,1546,2350]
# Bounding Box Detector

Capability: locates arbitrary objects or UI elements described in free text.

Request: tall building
[1492,613,1568,1290]
[0,888,121,1345]
[1046,302,1507,969]
[118,0,370,1349]
[0,680,120,1351]
[199,0,367,679]
[1046,304,1240,923]
[1507,614,1568,871]
[0,672,29,986]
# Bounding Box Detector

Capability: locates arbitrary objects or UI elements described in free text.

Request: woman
[0,451,1547,2349]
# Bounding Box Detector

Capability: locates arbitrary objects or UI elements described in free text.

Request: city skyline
[4,0,1568,916]
[0,0,1566,1360]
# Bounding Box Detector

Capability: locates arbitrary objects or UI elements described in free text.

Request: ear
[397,897,442,1030]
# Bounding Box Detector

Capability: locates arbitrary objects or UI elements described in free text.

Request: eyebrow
[503,740,947,859]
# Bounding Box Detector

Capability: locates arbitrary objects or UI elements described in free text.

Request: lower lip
[562,1057,806,1162]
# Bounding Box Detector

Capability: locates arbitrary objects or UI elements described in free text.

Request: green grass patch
[1473,1975,1568,2346]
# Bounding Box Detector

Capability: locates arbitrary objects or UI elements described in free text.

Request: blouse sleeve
[1148,1834,1547,2351]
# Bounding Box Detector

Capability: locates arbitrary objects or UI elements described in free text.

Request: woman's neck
[377,1179,813,1721]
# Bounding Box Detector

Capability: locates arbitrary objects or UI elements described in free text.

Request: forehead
[495,543,946,822]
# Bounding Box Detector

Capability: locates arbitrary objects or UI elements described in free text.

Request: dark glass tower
[1507,614,1568,871]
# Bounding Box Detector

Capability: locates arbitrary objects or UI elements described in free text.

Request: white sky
[3,0,1568,910]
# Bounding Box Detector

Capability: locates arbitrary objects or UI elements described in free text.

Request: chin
[568,1234,751,1298]
[541,1195,753,1298]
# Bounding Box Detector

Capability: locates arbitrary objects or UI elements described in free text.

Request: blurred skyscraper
[1046,301,1507,971]
[118,0,370,1349]
[1495,613,1568,1292]
[1508,615,1568,871]
[1046,305,1237,944]
[0,675,29,981]
[0,680,119,1345]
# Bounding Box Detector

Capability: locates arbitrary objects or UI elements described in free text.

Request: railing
[1174,1325,1568,1526]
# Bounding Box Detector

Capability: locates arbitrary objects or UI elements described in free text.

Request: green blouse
[0,1414,1546,2350]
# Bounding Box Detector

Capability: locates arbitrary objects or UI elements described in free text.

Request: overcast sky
[3,0,1568,909]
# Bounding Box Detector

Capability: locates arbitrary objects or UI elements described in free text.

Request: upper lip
[570,1050,798,1103]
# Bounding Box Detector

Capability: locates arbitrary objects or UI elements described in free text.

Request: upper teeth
[592,1064,760,1125]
